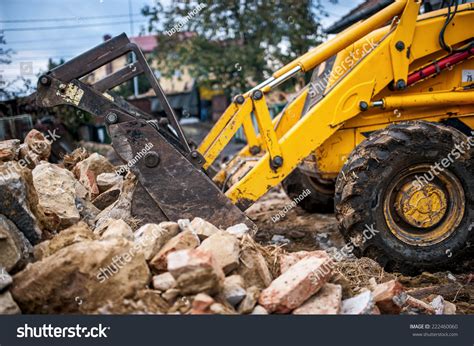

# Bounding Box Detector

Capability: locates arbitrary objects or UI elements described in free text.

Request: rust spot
[236,198,254,211]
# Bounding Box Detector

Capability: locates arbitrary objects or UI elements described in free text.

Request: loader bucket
[109,121,256,230]
[35,33,255,232]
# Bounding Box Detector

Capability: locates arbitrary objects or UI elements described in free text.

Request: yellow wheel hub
[395,182,448,228]
[383,164,465,246]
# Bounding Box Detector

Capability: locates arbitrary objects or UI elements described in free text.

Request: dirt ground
[248,187,474,314]
[248,187,344,252]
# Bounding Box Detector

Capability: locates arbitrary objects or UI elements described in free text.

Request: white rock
[134,222,180,261]
[198,232,240,274]
[190,217,220,240]
[32,162,80,230]
[341,291,374,315]
[152,272,176,292]
[270,234,290,245]
[100,219,133,240]
[251,305,268,315]
[167,248,224,295]
[177,219,191,232]
[226,223,250,238]
[96,173,123,193]
[293,283,342,315]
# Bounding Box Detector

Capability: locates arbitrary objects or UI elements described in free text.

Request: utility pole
[129,0,139,97]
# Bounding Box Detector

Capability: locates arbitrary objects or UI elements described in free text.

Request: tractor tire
[335,121,474,274]
[282,168,335,214]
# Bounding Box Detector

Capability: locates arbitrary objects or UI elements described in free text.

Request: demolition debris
[0,130,470,315]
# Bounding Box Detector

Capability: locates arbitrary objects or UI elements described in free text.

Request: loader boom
[200,0,474,209]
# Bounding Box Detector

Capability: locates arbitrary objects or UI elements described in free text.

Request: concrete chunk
[152,272,176,292]
[280,250,329,274]
[226,223,250,238]
[150,231,200,271]
[191,293,214,314]
[209,302,236,315]
[430,295,446,315]
[96,172,123,193]
[293,283,342,315]
[443,300,457,315]
[11,238,150,314]
[190,217,220,240]
[237,245,272,290]
[372,279,405,314]
[24,129,51,160]
[33,221,95,260]
[238,286,260,314]
[100,219,133,241]
[259,255,332,313]
[198,232,240,274]
[167,248,224,295]
[33,162,80,231]
[341,291,374,315]
[134,222,180,262]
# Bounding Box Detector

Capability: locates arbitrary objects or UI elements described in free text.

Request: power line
[6,46,99,52]
[0,13,142,23]
[5,35,103,45]
[2,19,146,32]
[8,56,74,61]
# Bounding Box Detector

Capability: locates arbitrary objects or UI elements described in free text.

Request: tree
[0,31,14,100]
[0,32,36,101]
[142,0,328,97]
[47,58,66,70]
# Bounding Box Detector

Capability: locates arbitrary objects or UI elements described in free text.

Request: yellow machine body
[198,0,474,209]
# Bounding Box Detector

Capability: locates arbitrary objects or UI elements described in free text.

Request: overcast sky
[0,0,363,90]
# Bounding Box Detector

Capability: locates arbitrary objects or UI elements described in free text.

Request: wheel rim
[383,164,465,246]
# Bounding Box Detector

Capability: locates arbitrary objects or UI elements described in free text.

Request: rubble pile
[0,131,464,315]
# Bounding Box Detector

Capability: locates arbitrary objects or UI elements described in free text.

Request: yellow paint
[197,1,474,207]
[383,165,465,246]
[395,182,447,228]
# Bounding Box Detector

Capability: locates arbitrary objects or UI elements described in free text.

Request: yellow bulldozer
[36,0,473,273]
